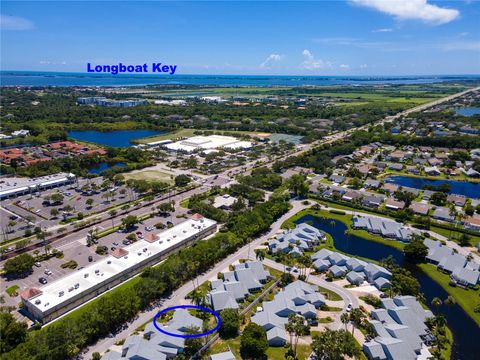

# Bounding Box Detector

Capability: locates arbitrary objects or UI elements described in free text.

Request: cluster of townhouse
[0,141,106,167]
[251,280,326,346]
[353,215,414,242]
[390,117,479,137]
[425,239,480,287]
[77,97,147,107]
[268,223,326,257]
[207,261,270,312]
[103,308,204,360]
[363,296,434,360]
[311,249,393,290]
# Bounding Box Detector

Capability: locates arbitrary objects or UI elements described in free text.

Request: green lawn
[418,263,480,326]
[124,170,174,184]
[6,285,19,297]
[430,225,480,247]
[316,285,342,301]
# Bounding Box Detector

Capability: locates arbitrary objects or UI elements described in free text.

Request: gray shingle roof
[209,290,239,311]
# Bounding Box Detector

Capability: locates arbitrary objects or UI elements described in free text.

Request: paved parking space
[1,204,190,311]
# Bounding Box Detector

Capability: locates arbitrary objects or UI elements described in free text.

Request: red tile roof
[111,248,129,258]
[20,287,43,301]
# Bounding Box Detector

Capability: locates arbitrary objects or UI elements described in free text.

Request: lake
[88,162,125,174]
[295,214,479,360]
[68,130,164,147]
[455,107,480,117]
[386,176,480,198]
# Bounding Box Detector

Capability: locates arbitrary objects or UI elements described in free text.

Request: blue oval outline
[152,305,221,338]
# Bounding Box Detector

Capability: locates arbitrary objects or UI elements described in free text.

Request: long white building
[164,135,252,153]
[0,173,76,200]
[21,214,217,323]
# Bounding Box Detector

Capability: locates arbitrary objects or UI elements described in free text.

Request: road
[6,85,478,261]
[82,200,309,358]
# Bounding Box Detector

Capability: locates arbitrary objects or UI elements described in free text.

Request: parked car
[123,240,130,245]
[111,246,116,251]
[39,277,48,284]
[88,256,93,262]
[113,242,119,246]
[34,262,41,267]
[44,269,52,276]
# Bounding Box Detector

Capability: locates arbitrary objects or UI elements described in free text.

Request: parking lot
[1,204,190,311]
[0,177,132,242]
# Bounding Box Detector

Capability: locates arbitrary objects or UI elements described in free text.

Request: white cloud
[0,14,34,30]
[339,64,350,70]
[373,28,393,32]
[300,49,332,70]
[260,53,283,69]
[350,0,459,25]
[441,41,480,51]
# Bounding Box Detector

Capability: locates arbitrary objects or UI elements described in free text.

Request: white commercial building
[164,135,252,153]
[21,214,217,323]
[0,173,76,200]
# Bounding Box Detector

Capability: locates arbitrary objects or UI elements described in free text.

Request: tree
[431,297,442,308]
[50,193,64,205]
[108,209,117,229]
[121,215,138,230]
[404,238,428,263]
[219,309,240,339]
[341,312,350,331]
[255,249,266,261]
[459,233,471,247]
[311,329,360,360]
[3,253,35,276]
[50,208,59,218]
[286,314,309,357]
[0,311,28,354]
[349,308,365,336]
[86,198,94,208]
[183,326,203,357]
[175,174,191,187]
[287,174,308,198]
[240,323,268,360]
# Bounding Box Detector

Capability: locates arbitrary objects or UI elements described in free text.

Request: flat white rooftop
[0,172,76,198]
[164,135,252,153]
[26,216,216,314]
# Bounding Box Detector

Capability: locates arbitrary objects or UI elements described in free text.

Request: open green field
[430,225,480,248]
[124,169,174,184]
[134,128,271,144]
[418,263,480,326]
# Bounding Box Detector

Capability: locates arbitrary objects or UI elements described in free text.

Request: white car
[346,303,353,312]
[44,269,52,276]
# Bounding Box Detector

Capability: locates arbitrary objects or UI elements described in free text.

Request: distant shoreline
[1,71,479,87]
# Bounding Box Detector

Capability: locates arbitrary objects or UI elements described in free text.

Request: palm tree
[341,312,350,331]
[349,308,365,336]
[255,249,266,261]
[108,209,117,229]
[431,297,442,308]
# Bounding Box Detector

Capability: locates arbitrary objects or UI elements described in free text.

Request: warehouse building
[21,214,217,323]
[0,173,76,200]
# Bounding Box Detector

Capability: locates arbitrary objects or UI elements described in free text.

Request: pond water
[296,214,479,360]
[455,107,480,117]
[385,176,480,199]
[68,129,164,147]
[88,162,126,174]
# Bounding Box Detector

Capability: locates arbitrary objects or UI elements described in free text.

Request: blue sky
[1,1,479,75]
